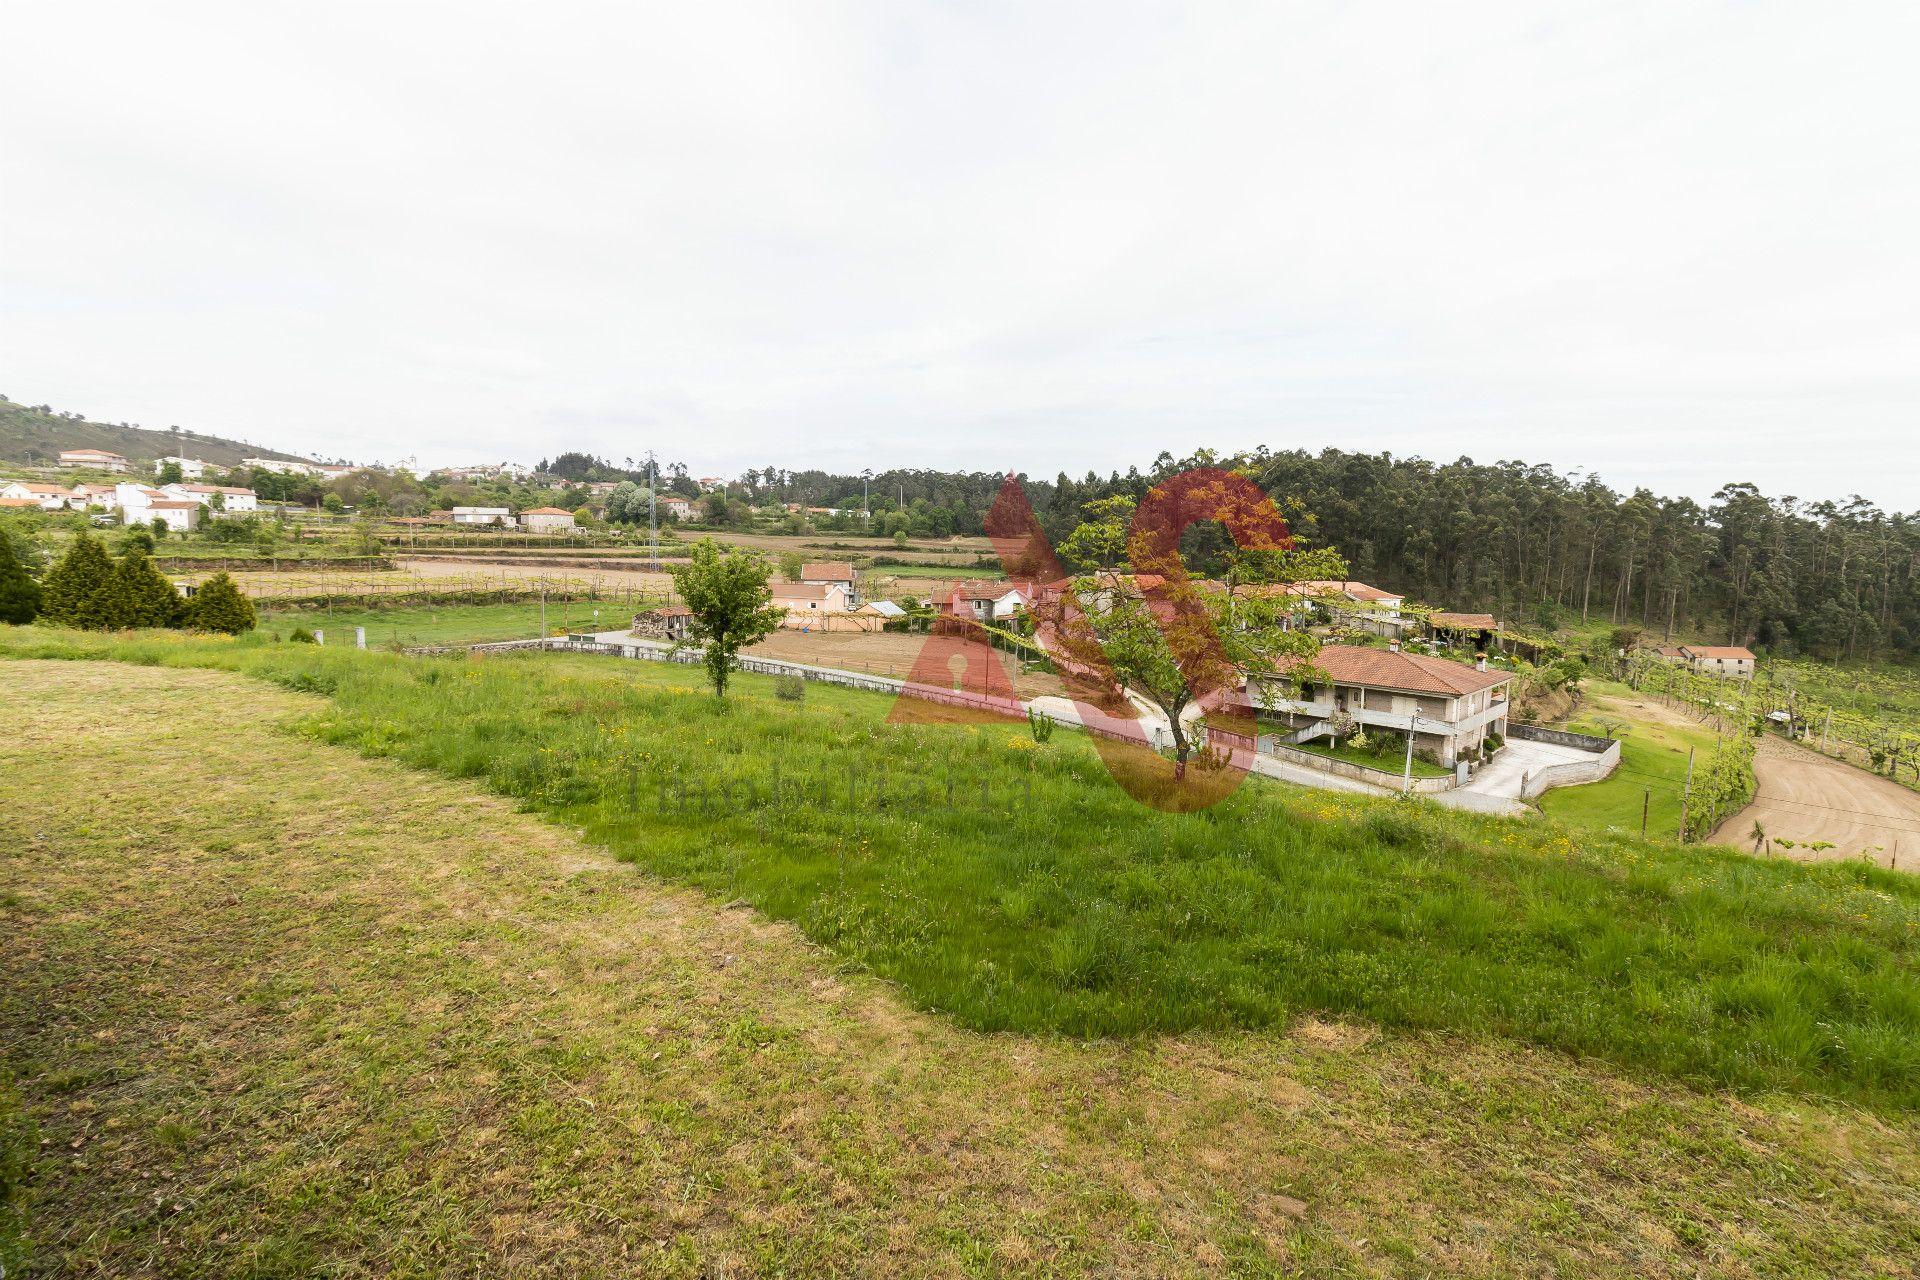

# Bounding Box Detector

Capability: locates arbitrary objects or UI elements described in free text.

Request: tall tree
[42,533,128,629]
[115,546,184,627]
[0,529,41,624]
[668,539,784,697]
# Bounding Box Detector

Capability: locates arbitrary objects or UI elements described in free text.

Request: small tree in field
[0,531,41,624]
[186,572,257,634]
[115,547,185,627]
[779,550,804,582]
[669,539,783,697]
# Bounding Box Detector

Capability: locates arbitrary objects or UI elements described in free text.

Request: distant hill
[0,396,313,469]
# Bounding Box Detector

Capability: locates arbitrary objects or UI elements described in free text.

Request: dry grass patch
[2,660,1918,1276]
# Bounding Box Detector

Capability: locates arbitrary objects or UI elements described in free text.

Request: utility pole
[862,468,872,524]
[540,585,546,640]
[1403,713,1416,793]
[647,450,658,573]
[1678,747,1696,840]
[1642,789,1650,838]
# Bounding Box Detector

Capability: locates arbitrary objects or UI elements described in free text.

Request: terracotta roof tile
[1277,644,1511,697]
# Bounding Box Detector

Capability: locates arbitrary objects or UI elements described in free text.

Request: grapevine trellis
[1625,651,1920,794]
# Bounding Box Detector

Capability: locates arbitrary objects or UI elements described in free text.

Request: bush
[186,572,257,634]
[774,674,805,702]
[288,627,317,644]
[1028,706,1055,743]
[0,531,40,625]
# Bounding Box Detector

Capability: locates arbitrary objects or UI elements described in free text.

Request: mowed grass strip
[5,661,1920,1276]
[6,629,1920,1114]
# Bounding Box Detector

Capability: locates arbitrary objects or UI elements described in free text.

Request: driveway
[1459,736,1594,800]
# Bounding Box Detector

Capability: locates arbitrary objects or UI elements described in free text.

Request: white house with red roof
[0,481,80,511]
[1680,645,1756,679]
[519,506,578,533]
[162,482,257,513]
[58,447,131,472]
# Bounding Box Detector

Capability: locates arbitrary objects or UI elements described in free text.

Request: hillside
[0,396,311,469]
[4,652,1918,1276]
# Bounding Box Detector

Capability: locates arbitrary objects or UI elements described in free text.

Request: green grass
[1540,682,1726,839]
[10,659,1919,1276]
[256,601,613,646]
[6,625,1919,1116]
[1292,735,1454,779]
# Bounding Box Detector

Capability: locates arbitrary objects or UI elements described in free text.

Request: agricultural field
[256,602,599,647]
[3,639,1919,1276]
[1538,681,1726,842]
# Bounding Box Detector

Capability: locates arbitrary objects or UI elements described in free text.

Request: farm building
[450,506,512,526]
[1427,611,1499,650]
[631,605,694,642]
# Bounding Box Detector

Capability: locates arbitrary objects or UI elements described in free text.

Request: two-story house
[1246,643,1512,766]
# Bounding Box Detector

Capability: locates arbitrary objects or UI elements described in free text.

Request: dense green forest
[738,449,1920,662]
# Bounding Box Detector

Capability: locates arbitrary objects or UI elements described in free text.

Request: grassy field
[1539,681,1727,839]
[4,627,1918,1109]
[257,601,613,646]
[5,657,1920,1276]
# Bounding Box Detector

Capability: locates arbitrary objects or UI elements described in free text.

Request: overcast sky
[3,2,1916,507]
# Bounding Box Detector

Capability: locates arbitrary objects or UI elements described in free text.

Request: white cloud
[2,1,1915,504]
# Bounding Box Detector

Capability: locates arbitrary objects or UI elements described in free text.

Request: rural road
[1712,735,1920,872]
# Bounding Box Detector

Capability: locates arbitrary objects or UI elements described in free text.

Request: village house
[69,482,120,510]
[162,483,258,513]
[631,604,694,642]
[942,581,1034,626]
[0,482,80,511]
[1286,580,1409,639]
[657,495,693,520]
[113,483,172,518]
[1681,645,1756,679]
[800,561,858,602]
[155,455,209,479]
[1247,643,1513,767]
[450,506,513,526]
[242,457,326,477]
[144,499,202,533]
[58,447,131,472]
[0,498,42,511]
[771,581,852,625]
[519,507,579,534]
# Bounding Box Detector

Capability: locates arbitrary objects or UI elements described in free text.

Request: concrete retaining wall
[1509,722,1622,798]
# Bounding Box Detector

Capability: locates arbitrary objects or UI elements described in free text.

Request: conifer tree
[0,530,41,625]
[42,532,125,628]
[185,571,256,634]
[116,546,185,628]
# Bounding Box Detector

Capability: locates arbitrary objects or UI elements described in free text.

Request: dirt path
[1711,735,1920,872]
